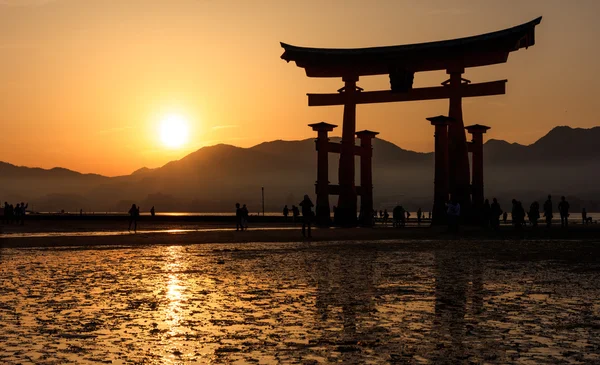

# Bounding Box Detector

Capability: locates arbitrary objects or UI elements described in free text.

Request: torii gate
[281,17,541,226]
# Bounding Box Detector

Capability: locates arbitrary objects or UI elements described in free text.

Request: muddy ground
[1,239,600,364]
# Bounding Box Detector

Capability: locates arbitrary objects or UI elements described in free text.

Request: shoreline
[2,219,600,249]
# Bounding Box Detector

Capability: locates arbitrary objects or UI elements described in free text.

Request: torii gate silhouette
[281,17,542,226]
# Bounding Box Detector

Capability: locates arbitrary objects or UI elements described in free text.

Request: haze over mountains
[2,126,599,213]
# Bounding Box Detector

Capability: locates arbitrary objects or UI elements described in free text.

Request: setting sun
[159,114,190,149]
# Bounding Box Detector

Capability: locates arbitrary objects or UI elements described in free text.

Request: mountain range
[2,126,600,213]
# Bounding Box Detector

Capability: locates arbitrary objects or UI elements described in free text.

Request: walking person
[417,208,422,226]
[544,195,553,228]
[558,196,570,228]
[299,194,314,238]
[128,203,139,232]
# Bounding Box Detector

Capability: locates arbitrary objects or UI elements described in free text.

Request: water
[1,240,599,364]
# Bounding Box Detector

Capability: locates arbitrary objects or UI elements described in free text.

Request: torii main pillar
[337,76,360,226]
[446,69,472,221]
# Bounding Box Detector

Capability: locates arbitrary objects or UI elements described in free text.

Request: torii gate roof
[281,17,541,78]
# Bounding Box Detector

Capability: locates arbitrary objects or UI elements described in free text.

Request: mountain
[1,126,599,212]
[484,126,600,165]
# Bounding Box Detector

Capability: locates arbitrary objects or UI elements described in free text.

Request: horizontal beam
[316,142,367,156]
[308,80,507,107]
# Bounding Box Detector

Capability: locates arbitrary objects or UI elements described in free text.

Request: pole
[261,187,265,216]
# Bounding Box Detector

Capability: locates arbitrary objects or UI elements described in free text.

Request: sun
[159,114,189,149]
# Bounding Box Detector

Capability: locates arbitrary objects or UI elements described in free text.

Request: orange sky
[1,0,599,176]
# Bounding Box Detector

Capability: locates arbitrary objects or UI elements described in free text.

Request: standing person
[582,208,588,225]
[383,209,389,227]
[490,198,502,230]
[299,194,314,238]
[235,203,242,231]
[19,202,28,225]
[512,199,525,230]
[283,205,289,220]
[503,211,508,225]
[543,195,553,228]
[558,196,570,228]
[241,204,249,230]
[3,202,9,224]
[528,201,540,227]
[150,206,155,217]
[392,205,401,228]
[417,208,422,226]
[128,204,139,232]
[292,205,299,224]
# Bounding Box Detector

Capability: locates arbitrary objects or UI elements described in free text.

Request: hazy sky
[1,0,599,176]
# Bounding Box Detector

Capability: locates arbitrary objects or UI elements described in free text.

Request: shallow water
[1,241,599,364]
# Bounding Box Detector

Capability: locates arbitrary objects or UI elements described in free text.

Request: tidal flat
[1,240,599,364]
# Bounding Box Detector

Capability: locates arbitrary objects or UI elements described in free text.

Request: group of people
[235,203,249,231]
[282,205,300,222]
[2,201,28,225]
[481,195,572,230]
[281,196,315,237]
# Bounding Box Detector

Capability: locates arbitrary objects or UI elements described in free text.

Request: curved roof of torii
[281,17,542,78]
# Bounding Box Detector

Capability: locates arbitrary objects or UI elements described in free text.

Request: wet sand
[1,239,600,364]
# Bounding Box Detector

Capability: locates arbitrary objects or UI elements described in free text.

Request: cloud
[211,125,238,131]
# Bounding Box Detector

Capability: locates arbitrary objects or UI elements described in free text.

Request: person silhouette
[582,208,588,225]
[128,204,139,232]
[283,205,289,220]
[528,201,540,227]
[512,199,525,230]
[299,194,314,238]
[417,208,422,226]
[235,203,242,231]
[558,196,570,228]
[543,195,553,228]
[150,206,155,217]
[20,202,28,225]
[383,209,389,226]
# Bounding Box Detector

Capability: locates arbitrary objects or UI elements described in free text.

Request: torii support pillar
[356,130,379,226]
[466,124,490,221]
[427,116,454,225]
[309,122,337,226]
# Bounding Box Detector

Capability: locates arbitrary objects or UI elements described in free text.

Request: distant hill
[1,126,599,212]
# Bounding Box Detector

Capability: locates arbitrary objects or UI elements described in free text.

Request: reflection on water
[0,241,599,364]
